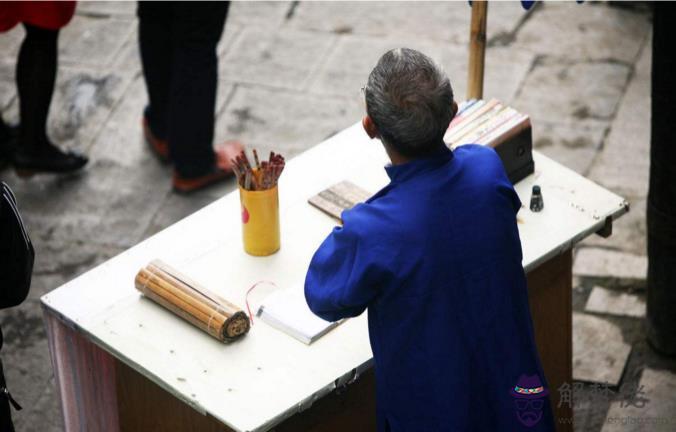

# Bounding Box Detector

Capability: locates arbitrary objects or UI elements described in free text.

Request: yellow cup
[239,185,280,256]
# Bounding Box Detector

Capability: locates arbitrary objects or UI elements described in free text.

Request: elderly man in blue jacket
[305,48,554,431]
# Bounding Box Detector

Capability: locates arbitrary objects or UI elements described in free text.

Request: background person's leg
[12,23,87,174]
[138,1,173,141]
[16,23,58,150]
[168,2,229,178]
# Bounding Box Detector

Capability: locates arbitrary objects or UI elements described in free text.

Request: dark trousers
[138,2,229,178]
[17,24,59,151]
[0,23,59,159]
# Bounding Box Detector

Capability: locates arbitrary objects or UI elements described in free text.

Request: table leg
[43,308,120,431]
[526,250,574,432]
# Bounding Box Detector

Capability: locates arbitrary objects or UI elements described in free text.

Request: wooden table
[41,123,627,432]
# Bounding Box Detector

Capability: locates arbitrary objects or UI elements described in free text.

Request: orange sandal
[172,140,244,194]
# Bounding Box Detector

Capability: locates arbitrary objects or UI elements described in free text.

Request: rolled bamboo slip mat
[135,260,250,342]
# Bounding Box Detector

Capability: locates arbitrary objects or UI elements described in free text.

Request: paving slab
[0,299,54,414]
[217,22,244,59]
[59,15,135,69]
[290,1,530,45]
[515,2,651,63]
[87,75,156,167]
[482,45,537,104]
[533,120,606,176]
[601,368,676,432]
[220,27,337,91]
[307,34,534,104]
[307,34,465,98]
[513,57,631,128]
[75,1,137,17]
[142,183,238,240]
[585,286,646,318]
[588,36,651,200]
[573,312,632,386]
[290,1,470,43]
[109,27,141,78]
[0,64,133,154]
[0,60,15,111]
[574,248,647,283]
[227,1,292,30]
[2,159,168,249]
[12,377,63,432]
[0,25,24,63]
[215,85,362,158]
[29,242,125,295]
[46,66,130,152]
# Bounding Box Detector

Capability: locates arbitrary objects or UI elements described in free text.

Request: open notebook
[257,290,342,345]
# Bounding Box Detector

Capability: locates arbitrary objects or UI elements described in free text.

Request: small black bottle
[530,185,544,212]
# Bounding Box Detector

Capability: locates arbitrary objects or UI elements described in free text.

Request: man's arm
[304,217,384,322]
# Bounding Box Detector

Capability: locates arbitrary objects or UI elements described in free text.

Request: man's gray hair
[364,48,454,157]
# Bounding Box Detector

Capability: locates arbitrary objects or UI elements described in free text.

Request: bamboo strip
[136,275,223,340]
[134,261,250,342]
[136,271,245,342]
[138,270,226,325]
[139,269,227,327]
[150,260,242,317]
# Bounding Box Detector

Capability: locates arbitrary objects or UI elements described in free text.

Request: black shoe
[13,143,88,177]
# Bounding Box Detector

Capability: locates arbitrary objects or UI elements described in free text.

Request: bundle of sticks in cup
[231,149,285,191]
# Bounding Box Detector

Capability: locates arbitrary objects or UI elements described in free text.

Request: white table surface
[41,122,628,432]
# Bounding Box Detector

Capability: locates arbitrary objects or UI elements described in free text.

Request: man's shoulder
[454,143,500,163]
[454,144,508,183]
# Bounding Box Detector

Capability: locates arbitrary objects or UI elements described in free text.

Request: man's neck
[384,141,447,166]
[387,149,412,166]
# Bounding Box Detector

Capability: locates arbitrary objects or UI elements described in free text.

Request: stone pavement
[0,2,672,431]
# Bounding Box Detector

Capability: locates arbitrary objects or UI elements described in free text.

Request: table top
[41,122,628,432]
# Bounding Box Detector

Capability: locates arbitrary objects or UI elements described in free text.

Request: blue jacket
[305,145,555,431]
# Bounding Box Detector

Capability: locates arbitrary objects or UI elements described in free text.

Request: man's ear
[362,115,378,139]
[451,100,459,119]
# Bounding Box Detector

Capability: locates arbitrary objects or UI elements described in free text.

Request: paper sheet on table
[257,290,342,345]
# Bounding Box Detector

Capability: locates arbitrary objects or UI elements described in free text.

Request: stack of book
[444,98,534,184]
